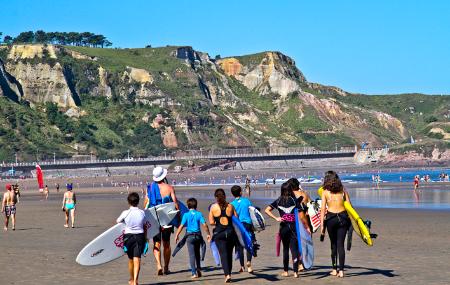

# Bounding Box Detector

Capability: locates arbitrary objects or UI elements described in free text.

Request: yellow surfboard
[318,187,373,246]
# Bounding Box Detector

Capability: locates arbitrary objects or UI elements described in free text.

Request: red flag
[36,164,44,190]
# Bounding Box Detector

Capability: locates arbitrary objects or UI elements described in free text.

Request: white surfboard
[76,204,177,266]
[307,199,322,233]
[249,206,265,232]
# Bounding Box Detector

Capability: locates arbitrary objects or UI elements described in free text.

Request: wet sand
[1,190,450,285]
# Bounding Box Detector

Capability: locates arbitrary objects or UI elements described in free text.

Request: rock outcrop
[5,61,77,108]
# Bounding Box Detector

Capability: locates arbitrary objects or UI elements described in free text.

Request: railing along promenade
[2,146,359,168]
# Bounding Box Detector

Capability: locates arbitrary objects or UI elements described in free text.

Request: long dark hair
[286,178,300,191]
[214,188,227,210]
[323,170,343,193]
[280,182,293,202]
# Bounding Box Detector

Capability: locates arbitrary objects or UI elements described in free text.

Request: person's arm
[208,205,216,225]
[320,191,327,234]
[170,186,179,210]
[73,193,77,205]
[116,210,127,224]
[265,205,282,222]
[174,224,184,243]
[202,222,211,242]
[1,193,5,212]
[344,189,351,204]
[61,193,66,210]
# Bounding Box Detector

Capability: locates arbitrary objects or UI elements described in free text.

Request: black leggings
[214,229,236,275]
[279,223,299,273]
[326,212,350,271]
[237,223,254,267]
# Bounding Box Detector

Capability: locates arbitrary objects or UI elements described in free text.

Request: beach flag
[36,164,44,191]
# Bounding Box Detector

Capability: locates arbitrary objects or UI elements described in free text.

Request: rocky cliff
[0,44,448,160]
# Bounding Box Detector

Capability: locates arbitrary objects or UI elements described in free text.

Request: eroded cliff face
[1,44,78,109]
[0,44,435,154]
[218,52,305,98]
[5,61,77,108]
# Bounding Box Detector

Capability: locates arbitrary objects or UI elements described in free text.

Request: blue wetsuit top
[231,197,253,224]
[181,209,206,233]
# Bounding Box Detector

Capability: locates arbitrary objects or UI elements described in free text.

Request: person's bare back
[3,191,16,206]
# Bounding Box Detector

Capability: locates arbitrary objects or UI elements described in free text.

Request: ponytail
[214,188,227,210]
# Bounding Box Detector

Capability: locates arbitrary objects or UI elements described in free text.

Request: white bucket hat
[153,166,168,182]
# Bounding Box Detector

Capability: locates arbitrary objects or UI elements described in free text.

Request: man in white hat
[148,166,179,275]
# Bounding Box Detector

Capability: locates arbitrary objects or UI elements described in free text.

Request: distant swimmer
[12,184,21,203]
[62,183,76,228]
[2,184,17,231]
[320,171,351,278]
[44,185,49,200]
[245,176,251,197]
[414,175,420,190]
[265,182,302,278]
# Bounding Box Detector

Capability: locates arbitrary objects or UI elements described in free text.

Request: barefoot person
[116,192,147,285]
[230,185,256,273]
[147,166,179,275]
[287,177,311,271]
[62,183,76,228]
[265,182,301,278]
[44,185,49,200]
[2,184,17,231]
[174,198,211,279]
[209,188,238,283]
[320,171,351,278]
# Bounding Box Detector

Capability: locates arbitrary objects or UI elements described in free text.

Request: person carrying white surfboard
[230,185,256,273]
[116,192,147,285]
[265,182,302,278]
[146,166,179,275]
[320,171,351,278]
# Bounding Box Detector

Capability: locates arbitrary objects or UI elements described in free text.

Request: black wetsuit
[212,206,237,276]
[269,196,301,273]
[326,210,350,271]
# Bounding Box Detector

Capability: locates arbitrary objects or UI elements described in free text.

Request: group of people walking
[1,182,76,231]
[1,166,353,285]
[118,167,353,285]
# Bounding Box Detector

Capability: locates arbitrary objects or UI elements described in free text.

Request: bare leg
[11,214,15,230]
[71,209,75,228]
[133,257,141,284]
[163,240,171,273]
[153,241,163,275]
[128,258,134,285]
[3,216,8,231]
[64,210,69,227]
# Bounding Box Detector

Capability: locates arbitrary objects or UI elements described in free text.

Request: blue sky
[2,0,450,94]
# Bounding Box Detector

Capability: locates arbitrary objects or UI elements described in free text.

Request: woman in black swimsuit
[265,182,302,278]
[208,188,238,283]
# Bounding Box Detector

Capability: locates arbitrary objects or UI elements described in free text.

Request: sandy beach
[1,187,450,285]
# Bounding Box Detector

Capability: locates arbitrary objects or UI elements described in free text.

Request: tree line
[0,31,112,48]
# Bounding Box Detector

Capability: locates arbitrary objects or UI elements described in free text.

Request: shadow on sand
[143,265,397,284]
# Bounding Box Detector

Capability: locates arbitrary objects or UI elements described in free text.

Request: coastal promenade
[3,146,360,172]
